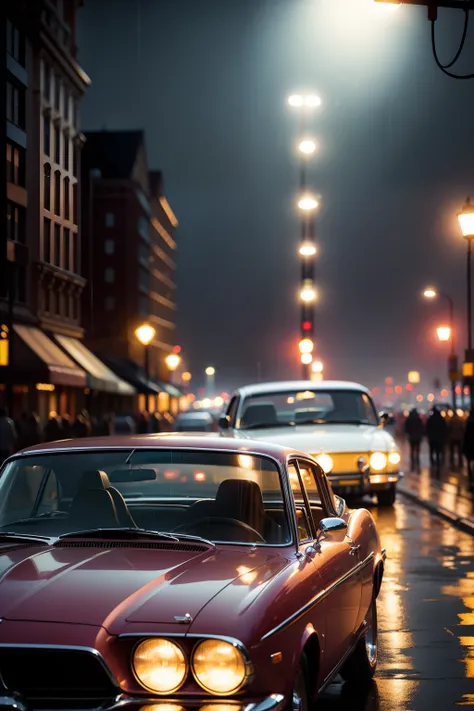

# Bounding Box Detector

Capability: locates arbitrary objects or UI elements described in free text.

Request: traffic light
[298,338,314,355]
[302,320,312,332]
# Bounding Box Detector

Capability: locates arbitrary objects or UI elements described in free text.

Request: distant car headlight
[388,452,401,465]
[133,638,187,693]
[314,453,334,474]
[192,639,248,695]
[369,452,388,471]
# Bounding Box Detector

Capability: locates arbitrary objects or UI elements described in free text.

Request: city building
[81,129,181,415]
[1,1,135,423]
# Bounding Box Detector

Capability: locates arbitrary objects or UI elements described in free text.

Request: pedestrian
[404,408,424,471]
[448,410,465,468]
[44,415,63,442]
[0,407,17,464]
[18,413,43,449]
[463,411,474,490]
[426,408,448,468]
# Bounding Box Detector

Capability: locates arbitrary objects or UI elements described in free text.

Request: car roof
[234,380,371,398]
[15,433,302,464]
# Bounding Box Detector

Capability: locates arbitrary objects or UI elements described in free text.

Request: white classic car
[219,380,402,506]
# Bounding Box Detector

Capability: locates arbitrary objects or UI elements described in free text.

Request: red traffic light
[302,321,312,331]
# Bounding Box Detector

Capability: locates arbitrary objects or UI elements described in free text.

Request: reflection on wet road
[317,498,474,710]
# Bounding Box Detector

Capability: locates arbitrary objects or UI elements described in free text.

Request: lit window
[104,268,115,284]
[105,213,115,228]
[104,239,115,255]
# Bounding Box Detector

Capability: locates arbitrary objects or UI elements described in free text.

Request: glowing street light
[298,139,317,156]
[165,353,181,371]
[298,195,319,211]
[312,360,324,373]
[458,198,474,409]
[301,353,313,365]
[423,287,437,299]
[299,242,317,257]
[300,280,317,303]
[288,94,321,108]
[205,366,215,376]
[205,366,216,397]
[437,326,451,342]
[298,338,314,354]
[408,371,420,384]
[458,197,474,240]
[135,323,155,346]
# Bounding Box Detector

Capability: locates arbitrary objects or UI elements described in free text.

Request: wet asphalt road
[316,497,474,710]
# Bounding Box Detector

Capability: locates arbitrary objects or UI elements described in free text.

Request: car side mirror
[316,517,347,543]
[379,413,389,427]
[219,415,230,430]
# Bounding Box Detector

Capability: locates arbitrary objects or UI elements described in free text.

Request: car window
[226,396,239,426]
[288,463,312,543]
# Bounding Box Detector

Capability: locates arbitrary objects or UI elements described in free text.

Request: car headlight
[192,639,248,695]
[314,453,334,474]
[133,638,187,693]
[369,452,388,472]
[388,451,401,465]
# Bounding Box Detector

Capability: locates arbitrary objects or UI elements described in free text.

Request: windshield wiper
[57,527,180,542]
[295,419,375,426]
[4,511,68,527]
[241,422,295,431]
[0,532,52,544]
[173,532,216,548]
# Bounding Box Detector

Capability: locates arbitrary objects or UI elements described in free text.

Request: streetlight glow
[298,139,317,155]
[312,360,324,374]
[298,338,314,354]
[288,94,321,108]
[205,366,215,376]
[423,287,437,299]
[299,242,317,257]
[300,280,317,303]
[301,353,313,365]
[437,326,451,342]
[288,94,304,107]
[298,195,319,211]
[135,323,156,346]
[458,197,474,239]
[165,353,181,371]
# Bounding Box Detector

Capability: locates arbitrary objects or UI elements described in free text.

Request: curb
[398,486,474,536]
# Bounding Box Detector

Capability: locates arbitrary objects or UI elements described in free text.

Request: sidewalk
[397,440,474,535]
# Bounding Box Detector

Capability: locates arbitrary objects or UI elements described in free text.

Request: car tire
[377,485,396,507]
[286,653,310,711]
[340,597,378,684]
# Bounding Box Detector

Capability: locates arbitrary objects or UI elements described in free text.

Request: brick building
[2,1,134,423]
[81,130,181,415]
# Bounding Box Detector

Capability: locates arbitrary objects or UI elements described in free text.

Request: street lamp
[288,94,322,108]
[458,198,474,409]
[135,323,156,412]
[298,338,314,354]
[299,242,317,257]
[312,360,324,373]
[301,353,312,365]
[205,366,216,397]
[422,285,457,408]
[165,353,181,371]
[300,280,317,303]
[298,195,319,211]
[298,139,317,156]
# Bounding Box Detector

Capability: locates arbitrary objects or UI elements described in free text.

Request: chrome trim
[0,696,28,711]
[0,643,119,690]
[132,638,188,694]
[191,637,254,695]
[381,548,387,561]
[174,613,193,624]
[260,552,375,641]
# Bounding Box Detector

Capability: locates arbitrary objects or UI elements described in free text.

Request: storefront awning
[159,381,182,397]
[101,356,161,395]
[54,335,136,395]
[12,325,86,387]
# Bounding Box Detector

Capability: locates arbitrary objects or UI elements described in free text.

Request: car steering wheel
[173,516,266,543]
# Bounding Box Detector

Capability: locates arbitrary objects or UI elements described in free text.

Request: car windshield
[238,389,378,429]
[0,449,291,546]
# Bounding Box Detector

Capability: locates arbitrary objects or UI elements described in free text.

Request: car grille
[0,647,118,708]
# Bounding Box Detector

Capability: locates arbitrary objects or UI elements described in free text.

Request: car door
[296,458,363,673]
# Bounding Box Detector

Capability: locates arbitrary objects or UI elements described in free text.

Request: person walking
[426,408,448,468]
[404,408,425,471]
[448,410,465,468]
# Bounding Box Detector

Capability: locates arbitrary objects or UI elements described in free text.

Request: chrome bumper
[368,471,403,488]
[0,694,286,711]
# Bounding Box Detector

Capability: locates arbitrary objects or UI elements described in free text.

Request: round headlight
[192,639,248,695]
[369,452,388,472]
[133,638,187,693]
[314,453,334,474]
[388,451,401,465]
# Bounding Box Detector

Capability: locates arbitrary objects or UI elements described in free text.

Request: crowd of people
[0,408,177,465]
[403,407,474,489]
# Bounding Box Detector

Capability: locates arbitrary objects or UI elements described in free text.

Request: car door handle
[349,544,360,555]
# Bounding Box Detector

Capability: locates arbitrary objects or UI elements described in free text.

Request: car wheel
[340,598,378,684]
[377,485,396,507]
[287,654,309,711]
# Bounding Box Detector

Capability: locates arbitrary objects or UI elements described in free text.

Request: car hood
[236,424,396,453]
[0,540,287,633]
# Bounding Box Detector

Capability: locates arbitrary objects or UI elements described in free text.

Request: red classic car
[0,434,385,711]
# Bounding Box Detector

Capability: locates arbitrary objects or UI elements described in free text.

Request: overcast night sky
[78,0,474,392]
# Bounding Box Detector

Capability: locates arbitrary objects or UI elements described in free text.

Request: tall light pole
[458,198,474,409]
[135,323,156,412]
[288,93,321,380]
[205,366,215,397]
[423,287,457,408]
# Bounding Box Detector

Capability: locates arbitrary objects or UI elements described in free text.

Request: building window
[63,228,70,271]
[72,144,78,177]
[64,134,69,171]
[54,170,61,215]
[139,295,149,316]
[54,76,61,111]
[54,224,61,267]
[6,82,25,129]
[105,213,115,228]
[6,142,25,186]
[44,164,51,210]
[7,202,26,244]
[54,124,60,164]
[104,268,115,284]
[43,116,50,156]
[6,20,25,67]
[72,99,78,129]
[71,233,78,274]
[72,182,77,223]
[105,296,115,311]
[63,177,70,220]
[104,239,115,255]
[64,89,69,120]
[44,218,51,263]
[43,62,51,101]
